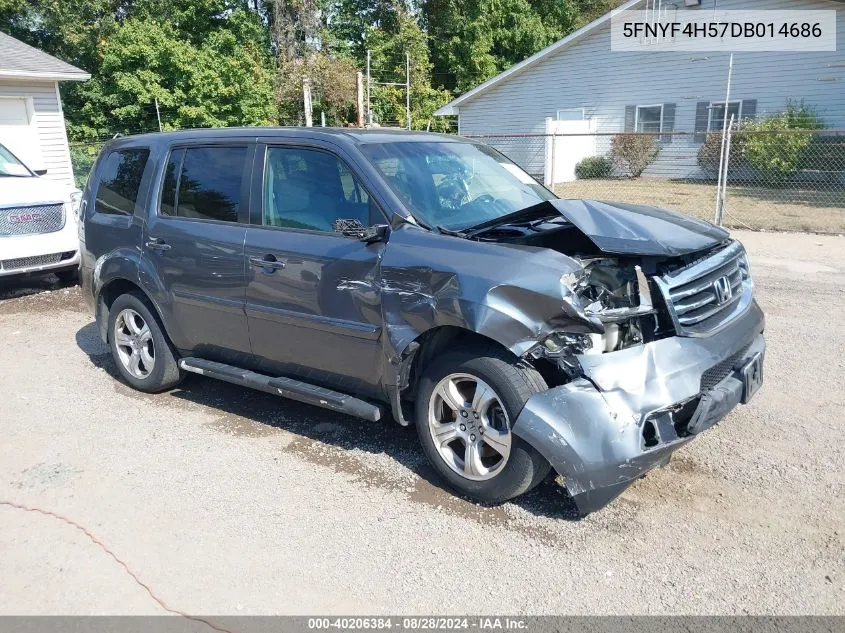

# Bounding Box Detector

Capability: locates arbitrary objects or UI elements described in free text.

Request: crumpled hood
[550,199,729,257]
[0,176,72,208]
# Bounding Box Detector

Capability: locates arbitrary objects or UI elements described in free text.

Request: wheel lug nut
[460,410,468,418]
[473,412,479,419]
[459,423,466,431]
[470,434,476,441]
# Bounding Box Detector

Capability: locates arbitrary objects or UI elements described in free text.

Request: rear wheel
[415,345,551,504]
[107,292,182,392]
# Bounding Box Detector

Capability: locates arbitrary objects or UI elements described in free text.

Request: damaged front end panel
[381,199,764,514]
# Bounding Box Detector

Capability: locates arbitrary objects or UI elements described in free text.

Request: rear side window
[95,149,150,216]
[159,146,247,223]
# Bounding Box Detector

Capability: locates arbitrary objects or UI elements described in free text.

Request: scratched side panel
[374,224,587,388]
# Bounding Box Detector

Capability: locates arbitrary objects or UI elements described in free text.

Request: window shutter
[694,101,709,143]
[625,105,637,132]
[662,103,676,143]
[742,99,758,123]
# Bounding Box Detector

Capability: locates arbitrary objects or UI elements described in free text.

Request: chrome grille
[0,204,65,236]
[657,241,752,335]
[1,253,63,271]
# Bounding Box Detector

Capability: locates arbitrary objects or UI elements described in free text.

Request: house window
[636,105,663,133]
[709,101,742,131]
[556,108,585,121]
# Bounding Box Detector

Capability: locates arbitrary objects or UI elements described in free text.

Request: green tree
[1,0,275,139]
[422,0,578,94]
[73,16,276,138]
[359,2,450,129]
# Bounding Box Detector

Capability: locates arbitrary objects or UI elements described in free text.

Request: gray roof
[0,31,90,81]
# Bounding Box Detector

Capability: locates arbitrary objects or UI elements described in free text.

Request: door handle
[249,255,286,271]
[146,238,171,252]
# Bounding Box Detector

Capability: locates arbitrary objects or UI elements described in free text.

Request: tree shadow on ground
[74,321,582,523]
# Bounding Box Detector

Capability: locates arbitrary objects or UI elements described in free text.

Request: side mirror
[334,219,389,243]
[34,168,48,176]
[359,224,389,244]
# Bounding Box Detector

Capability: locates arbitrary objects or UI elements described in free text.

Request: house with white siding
[435,0,845,181]
[0,31,89,188]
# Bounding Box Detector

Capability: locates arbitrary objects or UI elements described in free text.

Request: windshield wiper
[459,201,560,238]
[436,224,465,237]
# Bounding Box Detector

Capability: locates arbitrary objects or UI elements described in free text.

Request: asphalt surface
[0,230,843,615]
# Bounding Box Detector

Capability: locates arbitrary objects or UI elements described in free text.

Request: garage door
[0,97,44,171]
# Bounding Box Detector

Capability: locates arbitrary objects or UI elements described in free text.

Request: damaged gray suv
[80,128,764,514]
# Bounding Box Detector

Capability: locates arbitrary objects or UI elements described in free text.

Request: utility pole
[356,71,364,127]
[715,52,734,225]
[405,52,411,131]
[154,97,162,132]
[366,50,372,126]
[303,76,313,128]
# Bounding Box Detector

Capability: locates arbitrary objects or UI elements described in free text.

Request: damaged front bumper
[512,298,765,515]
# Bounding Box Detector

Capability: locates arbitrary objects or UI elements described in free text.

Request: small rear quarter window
[95,149,150,216]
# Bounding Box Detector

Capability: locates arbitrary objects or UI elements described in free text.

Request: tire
[55,267,79,285]
[107,291,183,393]
[415,344,552,504]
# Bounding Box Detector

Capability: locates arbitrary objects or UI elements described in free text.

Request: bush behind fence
[466,129,845,234]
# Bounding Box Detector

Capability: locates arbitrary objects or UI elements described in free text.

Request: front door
[244,143,387,396]
[142,143,254,361]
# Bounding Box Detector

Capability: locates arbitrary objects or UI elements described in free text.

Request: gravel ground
[0,229,843,615]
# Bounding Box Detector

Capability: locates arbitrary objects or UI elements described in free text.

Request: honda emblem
[713,276,733,305]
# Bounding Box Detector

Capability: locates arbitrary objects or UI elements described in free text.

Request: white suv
[0,142,81,283]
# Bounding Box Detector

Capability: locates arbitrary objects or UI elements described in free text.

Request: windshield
[0,143,33,177]
[359,141,557,230]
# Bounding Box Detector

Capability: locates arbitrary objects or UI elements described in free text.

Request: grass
[555,178,845,234]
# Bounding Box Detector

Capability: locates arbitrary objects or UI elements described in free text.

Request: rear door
[243,141,387,397]
[142,141,254,360]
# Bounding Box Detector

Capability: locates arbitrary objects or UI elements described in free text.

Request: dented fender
[376,224,591,375]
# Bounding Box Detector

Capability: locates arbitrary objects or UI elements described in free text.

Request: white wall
[457,0,845,151]
[0,79,75,188]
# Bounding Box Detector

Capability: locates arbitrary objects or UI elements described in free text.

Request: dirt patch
[557,179,845,233]
[0,278,85,316]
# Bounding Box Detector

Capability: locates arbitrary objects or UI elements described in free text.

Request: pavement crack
[0,500,234,632]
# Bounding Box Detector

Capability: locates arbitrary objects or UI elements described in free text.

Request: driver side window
[262,147,380,232]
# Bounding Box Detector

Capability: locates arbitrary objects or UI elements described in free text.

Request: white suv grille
[0,204,65,236]
[0,253,63,271]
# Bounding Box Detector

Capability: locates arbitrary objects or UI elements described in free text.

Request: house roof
[435,0,643,115]
[0,31,90,81]
[436,0,845,115]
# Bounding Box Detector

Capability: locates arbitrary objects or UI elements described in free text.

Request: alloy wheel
[427,373,512,481]
[113,308,155,379]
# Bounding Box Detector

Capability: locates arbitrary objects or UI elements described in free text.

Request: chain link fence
[466,129,845,234]
[71,127,845,233]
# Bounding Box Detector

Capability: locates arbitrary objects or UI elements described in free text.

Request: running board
[178,357,383,422]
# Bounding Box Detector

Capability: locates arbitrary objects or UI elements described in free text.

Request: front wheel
[415,346,551,504]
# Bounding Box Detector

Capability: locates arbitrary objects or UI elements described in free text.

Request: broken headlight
[552,259,657,356]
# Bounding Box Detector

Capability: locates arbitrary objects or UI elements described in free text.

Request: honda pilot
[79,128,765,514]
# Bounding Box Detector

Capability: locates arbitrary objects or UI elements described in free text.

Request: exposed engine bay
[450,201,737,387]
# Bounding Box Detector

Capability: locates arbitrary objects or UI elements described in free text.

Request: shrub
[697,131,747,177]
[743,99,825,186]
[70,144,102,189]
[574,155,613,180]
[610,134,659,178]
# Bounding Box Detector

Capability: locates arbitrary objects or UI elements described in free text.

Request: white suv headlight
[68,190,83,217]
